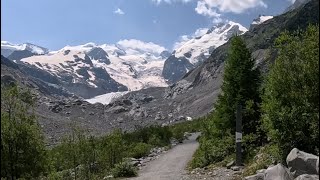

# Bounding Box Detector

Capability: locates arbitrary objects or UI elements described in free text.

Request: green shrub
[190,134,234,168]
[242,144,281,177]
[262,25,319,159]
[129,143,152,158]
[111,161,137,178]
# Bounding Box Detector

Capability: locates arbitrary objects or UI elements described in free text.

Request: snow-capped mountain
[249,15,273,30]
[162,21,248,83]
[16,41,168,98]
[1,41,49,58]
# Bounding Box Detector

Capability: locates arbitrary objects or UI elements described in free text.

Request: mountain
[162,21,248,84]
[1,41,49,60]
[1,0,318,145]
[285,0,311,12]
[249,15,273,30]
[99,0,319,129]
[11,42,168,98]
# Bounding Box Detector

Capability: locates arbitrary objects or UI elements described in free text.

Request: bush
[111,161,137,178]
[129,143,152,158]
[242,144,281,177]
[262,25,319,160]
[190,134,234,168]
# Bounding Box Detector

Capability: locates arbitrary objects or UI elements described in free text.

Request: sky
[1,0,294,51]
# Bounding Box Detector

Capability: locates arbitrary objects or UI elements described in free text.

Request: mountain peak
[1,41,48,57]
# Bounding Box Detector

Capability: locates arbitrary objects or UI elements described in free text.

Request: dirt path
[126,133,200,180]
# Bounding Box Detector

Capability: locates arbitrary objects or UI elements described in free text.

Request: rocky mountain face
[284,0,311,13]
[162,21,248,84]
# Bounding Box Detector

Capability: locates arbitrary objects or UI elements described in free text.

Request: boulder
[226,161,235,169]
[264,163,294,180]
[245,173,264,180]
[231,166,240,171]
[294,174,319,180]
[286,148,318,177]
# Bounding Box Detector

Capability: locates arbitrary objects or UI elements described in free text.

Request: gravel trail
[127,133,200,180]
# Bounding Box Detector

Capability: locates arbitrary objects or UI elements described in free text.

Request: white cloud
[195,1,222,23]
[173,27,209,50]
[288,0,296,3]
[114,8,125,15]
[196,0,267,14]
[117,39,166,55]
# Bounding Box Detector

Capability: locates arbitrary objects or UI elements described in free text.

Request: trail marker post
[236,104,242,166]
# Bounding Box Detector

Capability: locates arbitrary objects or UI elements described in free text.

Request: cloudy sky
[1,0,294,51]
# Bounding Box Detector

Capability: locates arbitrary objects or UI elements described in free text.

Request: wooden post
[236,104,242,166]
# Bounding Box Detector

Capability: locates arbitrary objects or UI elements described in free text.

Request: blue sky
[1,0,293,51]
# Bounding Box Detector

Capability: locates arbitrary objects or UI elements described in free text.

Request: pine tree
[209,35,262,139]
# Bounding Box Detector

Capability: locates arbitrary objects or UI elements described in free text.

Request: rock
[231,166,240,171]
[75,100,83,105]
[89,112,94,115]
[245,173,264,180]
[51,104,62,113]
[286,148,318,177]
[130,160,140,166]
[122,99,132,106]
[317,158,319,174]
[294,174,319,180]
[256,169,267,174]
[103,175,113,179]
[186,116,193,121]
[155,112,165,120]
[142,96,153,103]
[226,161,235,169]
[264,163,294,180]
[108,106,128,114]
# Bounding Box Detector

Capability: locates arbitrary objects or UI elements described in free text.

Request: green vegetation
[1,85,47,179]
[262,25,319,160]
[0,85,204,179]
[191,25,319,175]
[191,35,263,168]
[111,161,137,178]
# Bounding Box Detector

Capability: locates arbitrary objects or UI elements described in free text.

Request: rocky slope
[162,21,247,84]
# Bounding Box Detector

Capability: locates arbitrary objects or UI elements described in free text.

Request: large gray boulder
[294,174,319,180]
[286,148,318,177]
[264,163,294,180]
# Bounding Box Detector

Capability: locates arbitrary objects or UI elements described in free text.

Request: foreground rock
[264,163,294,180]
[287,148,319,177]
[245,148,319,180]
[295,174,319,180]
